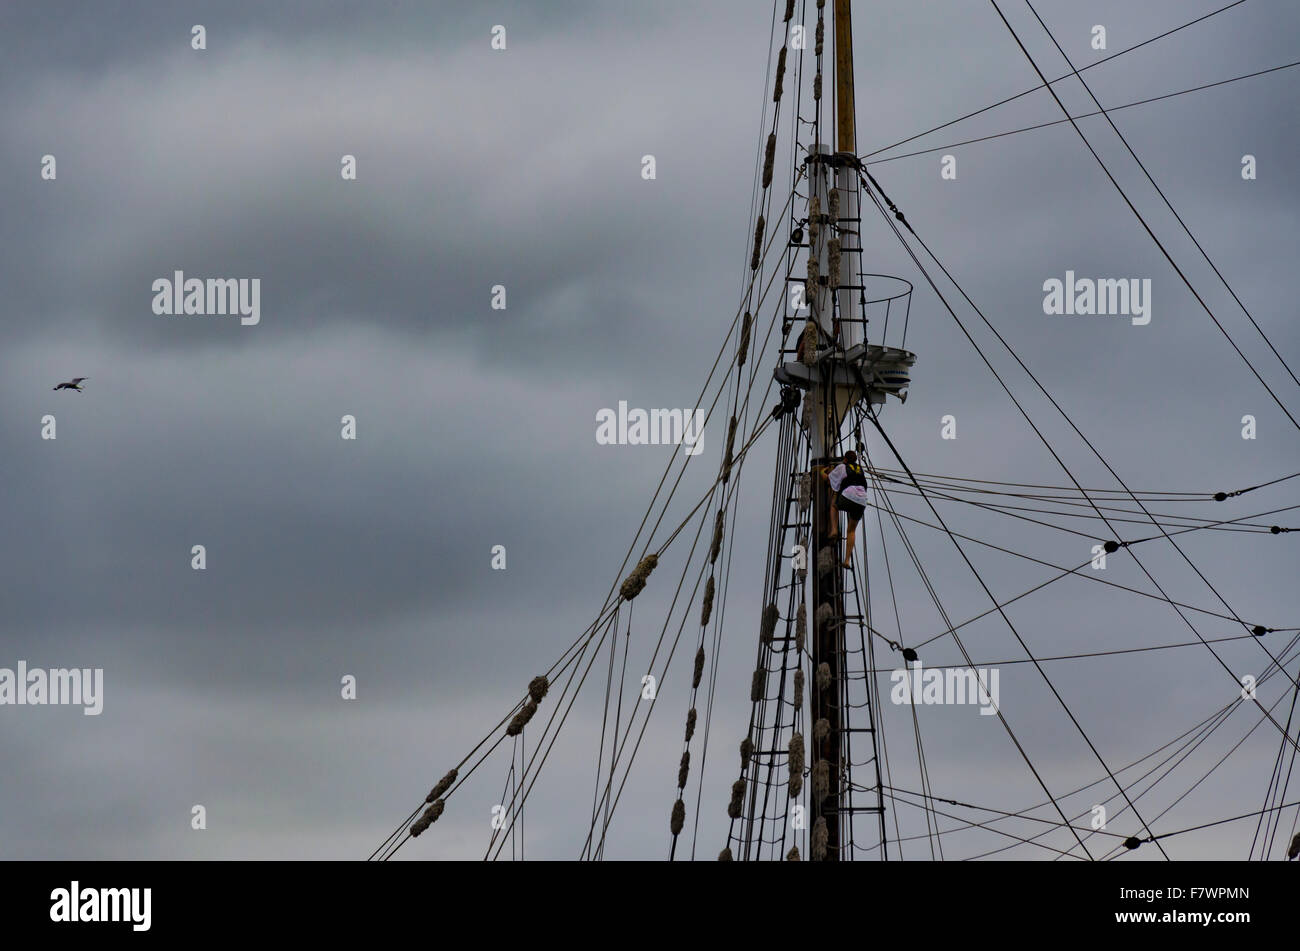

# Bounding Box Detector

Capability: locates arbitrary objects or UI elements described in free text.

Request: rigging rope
[861,0,1251,161]
[988,0,1300,432]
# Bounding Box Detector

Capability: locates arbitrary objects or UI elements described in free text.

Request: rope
[988,0,1299,431]
[861,0,1250,161]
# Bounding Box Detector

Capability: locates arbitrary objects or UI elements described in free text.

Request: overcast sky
[1,0,1297,861]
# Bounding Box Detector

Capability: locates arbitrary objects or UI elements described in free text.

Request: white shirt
[828,464,870,506]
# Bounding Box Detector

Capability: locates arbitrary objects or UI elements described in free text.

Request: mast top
[834,0,856,155]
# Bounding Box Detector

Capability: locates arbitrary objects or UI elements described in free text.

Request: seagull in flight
[53,377,88,392]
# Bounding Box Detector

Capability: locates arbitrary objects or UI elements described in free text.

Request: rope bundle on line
[816,662,832,691]
[813,761,829,801]
[794,668,805,708]
[693,647,705,689]
[784,0,795,22]
[799,472,811,511]
[773,46,787,102]
[813,0,825,99]
[678,751,690,789]
[787,845,801,861]
[710,510,725,564]
[789,732,805,797]
[728,779,746,819]
[751,668,765,702]
[619,553,659,601]
[701,575,716,625]
[813,717,830,741]
[506,698,538,736]
[761,603,779,645]
[811,817,828,860]
[506,673,552,737]
[751,217,766,271]
[740,736,754,765]
[815,603,833,628]
[719,847,734,861]
[817,546,837,575]
[801,321,818,366]
[685,707,697,742]
[828,237,841,291]
[796,603,807,652]
[528,676,549,703]
[738,311,753,367]
[409,798,445,838]
[425,768,458,803]
[762,134,777,189]
[670,798,686,836]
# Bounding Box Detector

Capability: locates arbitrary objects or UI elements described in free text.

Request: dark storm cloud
[1,0,1296,859]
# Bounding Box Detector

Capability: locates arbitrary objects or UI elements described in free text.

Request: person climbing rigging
[822,450,869,567]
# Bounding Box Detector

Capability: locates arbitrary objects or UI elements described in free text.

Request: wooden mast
[806,0,859,863]
[834,0,856,154]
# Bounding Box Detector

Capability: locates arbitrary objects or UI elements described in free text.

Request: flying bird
[53,377,88,392]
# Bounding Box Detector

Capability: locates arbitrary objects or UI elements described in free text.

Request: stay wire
[867,406,1169,859]
[988,0,1300,431]
[861,173,1300,705]
[1022,0,1300,393]
[862,0,1250,160]
[865,60,1300,168]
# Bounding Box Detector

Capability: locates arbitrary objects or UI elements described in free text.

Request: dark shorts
[836,492,865,519]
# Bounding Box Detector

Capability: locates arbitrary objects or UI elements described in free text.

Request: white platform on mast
[775,342,917,405]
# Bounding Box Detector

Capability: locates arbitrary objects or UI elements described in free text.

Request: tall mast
[806,0,860,861]
[768,0,914,863]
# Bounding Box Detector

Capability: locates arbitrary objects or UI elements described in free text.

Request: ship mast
[806,0,859,861]
[775,0,913,860]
